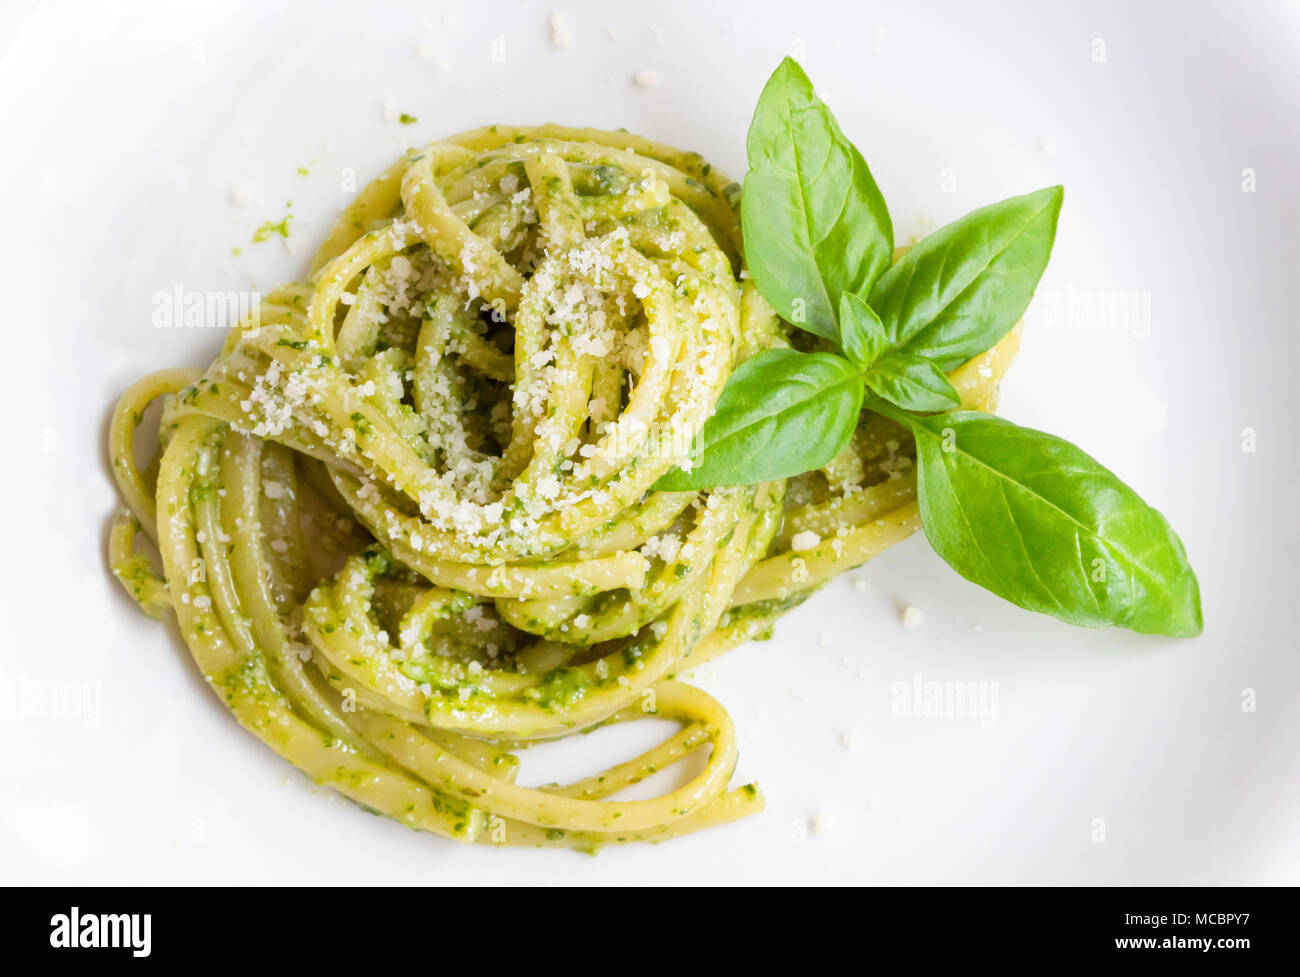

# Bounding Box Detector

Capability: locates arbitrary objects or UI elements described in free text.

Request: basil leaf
[863,354,962,412]
[741,58,893,345]
[656,349,864,490]
[838,292,890,368]
[886,408,1201,636]
[869,186,1063,371]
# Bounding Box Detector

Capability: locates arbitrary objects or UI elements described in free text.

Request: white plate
[2,0,1296,884]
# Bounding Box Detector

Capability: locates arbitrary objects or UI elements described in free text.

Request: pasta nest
[109,126,1016,847]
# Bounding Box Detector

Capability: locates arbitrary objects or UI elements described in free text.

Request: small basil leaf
[741,58,893,345]
[869,186,1063,371]
[884,408,1201,636]
[839,292,890,368]
[655,349,864,490]
[863,353,962,412]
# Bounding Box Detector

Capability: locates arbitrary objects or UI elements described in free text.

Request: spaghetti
[109,125,1017,848]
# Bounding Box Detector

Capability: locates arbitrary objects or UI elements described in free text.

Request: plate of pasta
[2,0,1297,884]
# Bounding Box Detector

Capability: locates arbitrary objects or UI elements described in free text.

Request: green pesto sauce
[523,666,598,710]
[252,213,293,243]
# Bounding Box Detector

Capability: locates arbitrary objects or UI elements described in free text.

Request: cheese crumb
[632,68,661,88]
[548,11,574,48]
[901,605,924,629]
[790,530,820,552]
[811,814,837,835]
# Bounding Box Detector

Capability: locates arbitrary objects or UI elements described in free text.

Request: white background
[1,0,1296,884]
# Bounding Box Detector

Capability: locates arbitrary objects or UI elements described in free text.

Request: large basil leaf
[869,187,1063,371]
[741,58,893,345]
[656,349,864,490]
[892,409,1202,636]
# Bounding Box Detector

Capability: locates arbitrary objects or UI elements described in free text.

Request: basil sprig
[659,57,1201,637]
